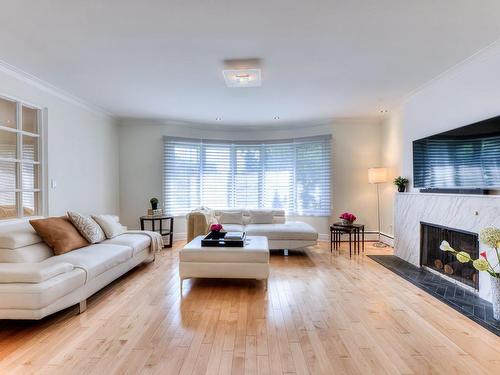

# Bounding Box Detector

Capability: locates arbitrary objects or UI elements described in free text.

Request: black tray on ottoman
[201,231,246,247]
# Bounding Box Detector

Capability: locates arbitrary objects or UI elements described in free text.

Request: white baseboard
[380,232,394,247]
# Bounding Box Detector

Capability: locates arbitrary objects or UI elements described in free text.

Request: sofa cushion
[52,243,133,281]
[102,233,150,255]
[92,214,126,239]
[0,220,42,249]
[0,269,86,310]
[249,210,275,224]
[30,217,89,255]
[0,242,53,263]
[219,210,244,225]
[0,261,74,283]
[68,211,106,243]
[244,221,318,241]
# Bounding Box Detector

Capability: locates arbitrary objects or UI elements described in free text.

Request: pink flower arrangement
[210,223,224,232]
[339,212,356,223]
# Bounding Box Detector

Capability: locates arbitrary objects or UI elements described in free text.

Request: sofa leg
[284,249,288,256]
[78,300,87,314]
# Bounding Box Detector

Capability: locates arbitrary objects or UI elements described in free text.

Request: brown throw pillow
[30,217,89,255]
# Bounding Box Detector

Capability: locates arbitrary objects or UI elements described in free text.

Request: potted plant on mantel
[393,176,409,192]
[440,227,500,320]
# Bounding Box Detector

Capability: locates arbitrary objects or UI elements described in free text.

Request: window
[0,96,44,219]
[163,135,331,216]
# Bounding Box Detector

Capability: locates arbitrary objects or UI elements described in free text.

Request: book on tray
[225,231,244,240]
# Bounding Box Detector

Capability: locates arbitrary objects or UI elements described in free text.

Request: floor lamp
[368,167,388,248]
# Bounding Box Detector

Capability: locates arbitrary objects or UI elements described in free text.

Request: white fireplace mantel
[394,192,500,302]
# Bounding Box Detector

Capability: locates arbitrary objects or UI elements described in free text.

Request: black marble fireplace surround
[420,222,479,290]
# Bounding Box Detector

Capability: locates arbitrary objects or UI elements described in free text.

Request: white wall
[0,66,120,216]
[380,42,500,240]
[118,118,383,240]
[401,41,500,187]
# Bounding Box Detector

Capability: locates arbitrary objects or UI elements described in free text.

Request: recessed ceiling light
[222,69,262,88]
[273,116,280,120]
[215,117,222,121]
[379,109,388,113]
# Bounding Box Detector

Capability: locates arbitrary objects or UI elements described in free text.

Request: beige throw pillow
[67,211,106,243]
[249,210,274,224]
[92,214,126,239]
[219,211,243,225]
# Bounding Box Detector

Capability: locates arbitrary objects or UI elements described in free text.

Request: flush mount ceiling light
[222,69,261,88]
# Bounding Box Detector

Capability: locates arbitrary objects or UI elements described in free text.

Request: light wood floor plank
[0,241,499,374]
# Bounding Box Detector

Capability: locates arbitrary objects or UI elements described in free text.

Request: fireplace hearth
[420,222,479,290]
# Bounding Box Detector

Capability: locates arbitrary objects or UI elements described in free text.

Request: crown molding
[398,37,500,107]
[118,115,381,131]
[0,59,112,117]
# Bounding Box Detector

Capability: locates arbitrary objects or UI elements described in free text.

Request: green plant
[150,197,159,209]
[393,176,409,187]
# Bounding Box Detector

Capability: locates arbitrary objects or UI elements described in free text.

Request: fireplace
[420,222,479,289]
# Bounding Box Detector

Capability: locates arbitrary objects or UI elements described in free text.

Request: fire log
[434,259,444,269]
[461,267,475,280]
[472,273,478,284]
[444,261,463,275]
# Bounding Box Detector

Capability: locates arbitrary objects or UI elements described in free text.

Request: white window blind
[163,135,331,216]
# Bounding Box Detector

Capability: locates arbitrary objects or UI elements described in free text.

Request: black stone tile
[367,255,500,337]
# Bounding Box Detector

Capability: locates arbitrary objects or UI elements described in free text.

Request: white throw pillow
[219,211,243,225]
[249,210,274,224]
[92,214,126,239]
[68,211,106,243]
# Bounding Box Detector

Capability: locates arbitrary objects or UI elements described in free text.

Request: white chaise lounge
[186,208,318,250]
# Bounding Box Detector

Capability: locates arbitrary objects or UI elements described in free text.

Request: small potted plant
[339,212,356,225]
[440,226,500,320]
[150,197,159,210]
[393,176,409,192]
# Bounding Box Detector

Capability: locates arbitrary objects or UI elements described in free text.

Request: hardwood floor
[1,241,499,374]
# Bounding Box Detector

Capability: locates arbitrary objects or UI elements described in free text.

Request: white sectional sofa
[187,208,318,250]
[0,220,155,320]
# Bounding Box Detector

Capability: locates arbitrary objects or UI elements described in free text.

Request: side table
[330,222,365,257]
[140,215,174,248]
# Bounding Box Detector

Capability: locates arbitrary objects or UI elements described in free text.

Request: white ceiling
[1,0,500,126]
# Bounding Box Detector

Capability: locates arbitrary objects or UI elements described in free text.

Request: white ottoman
[179,235,269,292]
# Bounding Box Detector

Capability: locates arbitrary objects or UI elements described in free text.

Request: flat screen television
[413,115,500,189]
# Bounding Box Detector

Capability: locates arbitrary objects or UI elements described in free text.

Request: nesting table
[330,222,365,257]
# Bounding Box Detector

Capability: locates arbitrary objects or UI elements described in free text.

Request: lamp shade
[368,167,388,184]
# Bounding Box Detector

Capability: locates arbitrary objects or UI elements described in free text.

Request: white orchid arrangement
[440,227,500,278]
